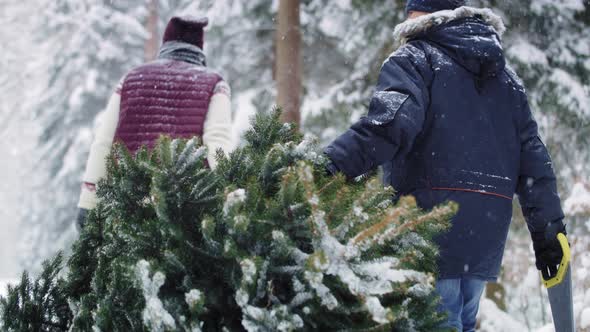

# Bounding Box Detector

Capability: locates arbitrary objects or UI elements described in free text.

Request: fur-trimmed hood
[393,6,507,78]
[393,6,505,46]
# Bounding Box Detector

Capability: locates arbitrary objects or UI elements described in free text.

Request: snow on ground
[534,324,556,332]
[478,298,528,332]
[477,296,586,332]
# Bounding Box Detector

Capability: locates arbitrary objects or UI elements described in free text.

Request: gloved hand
[325,162,339,176]
[532,220,567,280]
[76,208,89,230]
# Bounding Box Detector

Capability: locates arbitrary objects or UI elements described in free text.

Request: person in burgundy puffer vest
[76,16,232,228]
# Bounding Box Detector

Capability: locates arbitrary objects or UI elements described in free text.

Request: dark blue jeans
[436,278,486,332]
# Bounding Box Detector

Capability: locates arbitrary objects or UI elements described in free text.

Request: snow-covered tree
[18,0,148,272]
[8,1,588,329]
[2,110,455,331]
[302,0,408,143]
[0,0,47,278]
[493,0,590,189]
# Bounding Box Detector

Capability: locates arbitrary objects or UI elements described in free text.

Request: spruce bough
[1,110,456,331]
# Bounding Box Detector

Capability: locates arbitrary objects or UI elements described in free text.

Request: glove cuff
[531,231,545,243]
[545,219,566,241]
[532,219,566,243]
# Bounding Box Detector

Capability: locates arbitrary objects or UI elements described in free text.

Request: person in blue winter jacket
[324,1,568,330]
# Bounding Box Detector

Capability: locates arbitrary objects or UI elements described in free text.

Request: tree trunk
[485,282,507,311]
[276,0,302,127]
[144,0,159,61]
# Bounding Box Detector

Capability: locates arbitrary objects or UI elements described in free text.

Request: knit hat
[406,0,467,14]
[162,16,209,49]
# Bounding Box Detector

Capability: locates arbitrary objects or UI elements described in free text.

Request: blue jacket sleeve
[324,45,431,178]
[516,96,564,233]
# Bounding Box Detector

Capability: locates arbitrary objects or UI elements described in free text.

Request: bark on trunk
[144,0,159,61]
[485,282,507,311]
[276,0,302,127]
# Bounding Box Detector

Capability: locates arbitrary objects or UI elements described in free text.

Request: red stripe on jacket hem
[431,187,513,201]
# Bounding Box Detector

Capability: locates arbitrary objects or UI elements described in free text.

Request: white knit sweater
[78,81,233,210]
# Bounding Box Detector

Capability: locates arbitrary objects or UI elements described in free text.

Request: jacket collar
[158,41,207,66]
[393,6,506,47]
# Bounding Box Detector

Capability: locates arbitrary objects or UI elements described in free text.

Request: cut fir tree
[1,110,456,332]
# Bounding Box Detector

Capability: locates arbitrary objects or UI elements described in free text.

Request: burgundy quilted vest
[114,59,222,154]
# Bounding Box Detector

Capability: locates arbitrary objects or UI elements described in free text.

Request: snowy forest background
[0,0,588,331]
